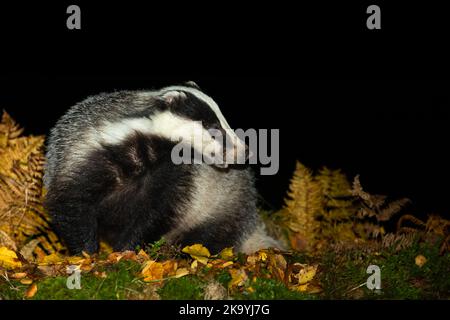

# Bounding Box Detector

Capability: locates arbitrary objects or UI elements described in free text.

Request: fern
[0,111,63,257]
[281,162,321,251]
[352,175,409,222]
[278,162,412,252]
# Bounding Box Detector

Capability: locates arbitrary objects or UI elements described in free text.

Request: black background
[0,1,449,225]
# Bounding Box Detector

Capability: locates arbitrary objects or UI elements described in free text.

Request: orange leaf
[25,283,38,298]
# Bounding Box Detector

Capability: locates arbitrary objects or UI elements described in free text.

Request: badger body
[44,85,280,255]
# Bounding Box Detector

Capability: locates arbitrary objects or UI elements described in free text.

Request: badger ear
[160,90,187,105]
[183,81,201,90]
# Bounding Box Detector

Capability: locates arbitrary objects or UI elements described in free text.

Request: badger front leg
[45,182,100,255]
[51,210,99,254]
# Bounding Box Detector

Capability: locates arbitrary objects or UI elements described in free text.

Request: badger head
[148,83,251,168]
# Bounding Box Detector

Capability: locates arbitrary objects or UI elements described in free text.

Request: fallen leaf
[221,261,234,268]
[228,268,248,288]
[294,283,309,292]
[219,247,234,260]
[182,244,211,265]
[10,272,27,279]
[19,239,40,262]
[162,260,178,276]
[25,283,37,298]
[99,241,113,254]
[258,251,268,262]
[38,264,64,277]
[121,250,137,261]
[289,263,318,286]
[20,278,33,285]
[246,254,258,266]
[268,254,287,281]
[39,253,64,265]
[66,256,85,264]
[0,246,22,269]
[137,249,150,262]
[415,255,427,267]
[107,252,124,263]
[142,260,164,282]
[80,263,94,272]
[94,271,107,278]
[175,268,190,278]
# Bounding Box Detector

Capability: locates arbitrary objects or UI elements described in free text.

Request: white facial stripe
[97,118,154,145]
[159,86,232,130]
[92,111,203,146]
[159,86,246,151]
[83,111,221,166]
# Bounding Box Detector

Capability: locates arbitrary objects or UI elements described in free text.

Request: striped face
[152,85,250,167]
[93,85,249,168]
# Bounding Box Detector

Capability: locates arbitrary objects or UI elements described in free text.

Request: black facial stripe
[169,91,221,129]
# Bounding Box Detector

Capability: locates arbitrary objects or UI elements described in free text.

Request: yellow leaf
[222,261,234,268]
[182,244,211,265]
[107,252,123,263]
[175,268,190,278]
[246,254,258,266]
[228,268,248,288]
[10,272,27,279]
[142,260,164,282]
[298,265,317,285]
[20,278,33,285]
[269,254,287,281]
[0,246,22,269]
[162,260,178,276]
[289,263,318,286]
[66,256,85,265]
[39,253,64,265]
[219,247,234,260]
[99,241,113,254]
[258,251,268,262]
[295,284,309,292]
[137,249,150,262]
[415,255,427,268]
[25,283,37,299]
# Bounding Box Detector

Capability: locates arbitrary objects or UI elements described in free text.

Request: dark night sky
[1,2,449,222]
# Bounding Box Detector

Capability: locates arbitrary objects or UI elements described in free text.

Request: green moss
[1,237,449,300]
[235,278,316,300]
[317,240,450,300]
[158,275,206,300]
[0,281,27,300]
[216,269,232,287]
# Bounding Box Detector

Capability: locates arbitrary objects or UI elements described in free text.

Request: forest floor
[1,237,449,300]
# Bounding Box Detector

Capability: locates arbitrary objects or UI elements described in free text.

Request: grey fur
[44,86,281,254]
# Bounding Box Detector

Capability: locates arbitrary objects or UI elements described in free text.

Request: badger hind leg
[237,223,286,254]
[174,217,243,254]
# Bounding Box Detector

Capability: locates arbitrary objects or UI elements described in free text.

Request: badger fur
[44,83,281,255]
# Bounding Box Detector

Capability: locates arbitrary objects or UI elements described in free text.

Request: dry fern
[281,162,322,251]
[0,111,63,257]
[277,162,418,253]
[316,167,357,241]
[397,214,450,254]
[352,175,410,222]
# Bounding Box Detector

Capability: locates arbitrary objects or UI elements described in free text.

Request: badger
[43,82,281,255]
